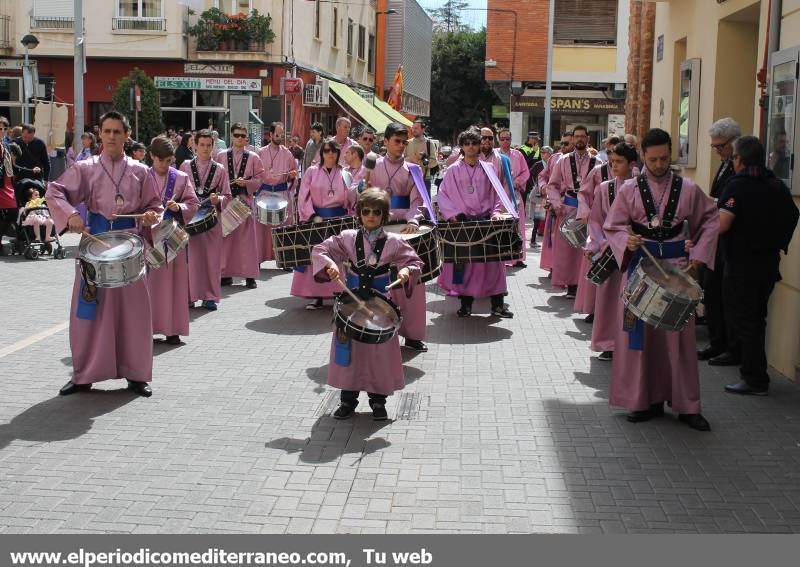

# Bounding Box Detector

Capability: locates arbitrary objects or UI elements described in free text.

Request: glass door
[768,48,799,194]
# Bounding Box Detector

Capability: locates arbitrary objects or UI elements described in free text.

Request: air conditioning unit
[303,79,330,107]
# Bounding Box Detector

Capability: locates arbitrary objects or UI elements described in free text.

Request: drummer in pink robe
[312,188,423,421]
[369,122,429,352]
[220,122,264,289]
[145,136,200,345]
[497,127,530,267]
[45,111,161,397]
[437,128,513,318]
[256,122,298,263]
[539,134,573,274]
[585,142,638,361]
[180,130,231,311]
[603,128,718,431]
[291,138,357,309]
[547,126,598,298]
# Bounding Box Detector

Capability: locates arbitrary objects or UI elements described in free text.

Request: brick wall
[624,0,655,139]
[485,0,549,83]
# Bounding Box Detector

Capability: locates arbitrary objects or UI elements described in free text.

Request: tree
[111,68,164,144]
[429,28,499,144]
[427,0,469,33]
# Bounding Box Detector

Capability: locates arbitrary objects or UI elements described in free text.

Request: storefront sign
[155,76,261,91]
[511,96,625,115]
[0,59,33,71]
[183,63,235,75]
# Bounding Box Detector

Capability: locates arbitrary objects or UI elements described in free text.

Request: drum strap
[608,181,616,205]
[601,163,610,183]
[190,158,217,197]
[569,154,597,192]
[227,150,249,197]
[353,231,391,298]
[635,173,683,239]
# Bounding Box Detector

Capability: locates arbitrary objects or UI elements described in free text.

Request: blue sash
[390,195,411,210]
[499,153,518,208]
[624,240,686,351]
[315,206,347,218]
[334,272,390,367]
[161,168,178,222]
[563,194,579,208]
[257,182,289,194]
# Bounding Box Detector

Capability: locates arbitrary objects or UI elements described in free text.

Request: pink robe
[45,155,162,384]
[546,151,597,288]
[256,144,297,262]
[573,163,611,312]
[219,148,264,279]
[499,147,530,263]
[290,165,357,298]
[345,165,367,190]
[436,159,507,298]
[179,157,232,303]
[312,229,422,394]
[335,137,356,167]
[603,170,718,413]
[369,157,428,341]
[538,154,562,272]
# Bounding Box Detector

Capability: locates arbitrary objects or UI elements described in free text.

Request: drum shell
[185,206,218,236]
[221,197,251,237]
[78,231,146,288]
[437,217,522,264]
[586,247,619,285]
[333,289,402,344]
[559,212,588,249]
[146,218,189,269]
[383,221,442,283]
[255,192,289,226]
[272,216,358,269]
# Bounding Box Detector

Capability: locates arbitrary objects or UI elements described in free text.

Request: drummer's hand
[287,170,297,181]
[490,214,504,221]
[684,260,701,280]
[210,193,220,206]
[142,210,160,227]
[626,233,644,251]
[448,216,458,222]
[397,268,411,283]
[67,212,85,234]
[577,216,588,225]
[584,249,594,260]
[166,200,180,212]
[235,177,247,187]
[401,222,419,234]
[326,263,340,281]
[33,166,41,175]
[684,239,695,252]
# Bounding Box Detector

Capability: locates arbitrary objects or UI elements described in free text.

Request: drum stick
[335,277,375,318]
[385,277,405,291]
[81,231,111,249]
[627,226,670,279]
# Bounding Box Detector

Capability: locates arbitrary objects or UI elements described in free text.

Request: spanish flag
[387,65,404,110]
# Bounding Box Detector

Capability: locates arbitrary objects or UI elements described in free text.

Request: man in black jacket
[13,124,50,205]
[719,136,799,395]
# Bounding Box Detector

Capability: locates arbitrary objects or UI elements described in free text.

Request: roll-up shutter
[554,0,618,45]
[33,0,73,18]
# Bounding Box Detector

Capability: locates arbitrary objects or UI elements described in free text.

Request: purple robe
[312,229,422,394]
[335,136,356,167]
[145,168,199,337]
[499,147,530,263]
[45,155,162,384]
[256,144,297,262]
[603,170,719,413]
[538,154,563,272]
[180,157,232,303]
[345,165,367,190]
[219,148,264,279]
[436,159,507,298]
[290,165,357,298]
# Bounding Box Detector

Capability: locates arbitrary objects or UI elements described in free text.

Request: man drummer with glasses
[603,128,718,431]
[358,127,377,155]
[367,122,430,352]
[256,122,298,265]
[45,110,162,397]
[496,127,530,268]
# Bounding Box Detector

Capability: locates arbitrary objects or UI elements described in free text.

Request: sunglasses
[362,137,374,142]
[232,133,248,139]
[360,208,383,217]
[481,136,494,141]
[0,127,7,131]
[322,147,336,153]
[463,140,480,146]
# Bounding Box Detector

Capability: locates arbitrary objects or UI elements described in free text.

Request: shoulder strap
[569,154,580,191]
[662,174,683,228]
[226,151,235,182]
[608,181,616,205]
[601,163,609,182]
[636,173,658,220]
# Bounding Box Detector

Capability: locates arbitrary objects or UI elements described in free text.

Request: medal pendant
[115,194,125,207]
[467,185,475,194]
[650,215,661,229]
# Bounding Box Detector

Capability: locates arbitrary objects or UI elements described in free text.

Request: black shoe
[371,403,388,421]
[724,380,768,396]
[697,346,721,361]
[598,351,613,361]
[404,339,428,352]
[678,413,711,431]
[333,403,356,420]
[457,304,472,317]
[245,278,257,289]
[708,352,741,366]
[514,261,527,268]
[59,381,92,396]
[127,380,152,397]
[221,277,233,286]
[165,335,181,345]
[583,313,594,324]
[626,403,664,422]
[491,305,514,318]
[565,285,577,299]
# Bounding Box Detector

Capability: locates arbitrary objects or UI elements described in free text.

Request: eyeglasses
[232,133,248,139]
[322,147,336,153]
[462,140,480,146]
[362,137,374,142]
[0,127,7,131]
[481,136,494,141]
[710,140,731,150]
[360,208,383,217]
[499,136,511,141]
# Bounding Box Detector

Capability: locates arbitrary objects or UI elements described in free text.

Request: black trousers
[724,268,778,387]
[703,264,738,354]
[340,390,387,406]
[459,294,505,308]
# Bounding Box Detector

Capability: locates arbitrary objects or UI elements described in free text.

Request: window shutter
[34,0,73,18]
[554,0,618,45]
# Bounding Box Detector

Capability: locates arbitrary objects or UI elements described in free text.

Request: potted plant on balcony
[247,9,275,52]
[188,7,232,51]
[228,12,250,51]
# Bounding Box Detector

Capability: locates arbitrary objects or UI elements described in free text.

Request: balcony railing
[30,16,75,30]
[0,15,9,48]
[112,17,167,32]
[191,21,269,53]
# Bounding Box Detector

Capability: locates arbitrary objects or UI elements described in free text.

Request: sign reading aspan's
[511,96,625,114]
[155,76,261,91]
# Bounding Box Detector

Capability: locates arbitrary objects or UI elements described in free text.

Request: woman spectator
[174,133,194,167]
[66,132,97,167]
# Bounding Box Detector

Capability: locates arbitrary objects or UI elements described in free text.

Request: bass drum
[382,221,441,283]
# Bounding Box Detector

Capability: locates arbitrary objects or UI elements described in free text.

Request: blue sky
[422,0,488,30]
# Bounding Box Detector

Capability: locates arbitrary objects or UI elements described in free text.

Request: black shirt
[12,136,50,181]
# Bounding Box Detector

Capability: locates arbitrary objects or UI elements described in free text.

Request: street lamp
[375,8,397,98]
[21,33,39,124]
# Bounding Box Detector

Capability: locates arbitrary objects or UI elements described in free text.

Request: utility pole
[73,0,84,152]
[543,0,555,148]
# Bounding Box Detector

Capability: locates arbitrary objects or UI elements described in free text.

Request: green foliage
[187,7,275,49]
[429,28,499,144]
[427,0,470,33]
[111,68,164,144]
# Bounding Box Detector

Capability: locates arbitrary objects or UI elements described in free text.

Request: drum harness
[566,154,597,207]
[346,230,394,300]
[226,150,250,198]
[190,158,218,201]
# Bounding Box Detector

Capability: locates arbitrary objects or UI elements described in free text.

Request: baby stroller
[14,202,66,259]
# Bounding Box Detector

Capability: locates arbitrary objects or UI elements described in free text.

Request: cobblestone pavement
[1,232,800,534]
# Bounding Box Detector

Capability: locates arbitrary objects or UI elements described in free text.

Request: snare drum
[272,216,357,269]
[78,231,146,288]
[586,247,619,285]
[559,210,587,249]
[622,257,703,331]
[383,221,442,283]
[437,217,522,264]
[221,197,251,237]
[146,217,189,269]
[255,192,289,226]
[185,204,218,236]
[334,288,402,344]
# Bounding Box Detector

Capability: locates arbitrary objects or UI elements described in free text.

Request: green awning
[328,81,391,134]
[374,97,413,127]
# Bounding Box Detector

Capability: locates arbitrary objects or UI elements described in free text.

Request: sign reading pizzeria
[510,96,625,115]
[155,76,262,92]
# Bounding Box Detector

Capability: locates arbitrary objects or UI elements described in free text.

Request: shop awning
[374,98,413,127]
[328,80,391,134]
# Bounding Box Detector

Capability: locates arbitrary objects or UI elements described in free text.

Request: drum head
[383,222,433,240]
[190,206,212,223]
[257,193,288,211]
[641,258,702,301]
[80,232,143,262]
[337,294,400,331]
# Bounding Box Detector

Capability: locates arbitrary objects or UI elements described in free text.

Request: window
[118,0,161,18]
[214,0,251,14]
[554,0,617,46]
[357,24,366,60]
[332,7,338,48]
[0,78,21,102]
[347,18,354,55]
[367,34,375,74]
[32,0,74,28]
[314,0,321,40]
